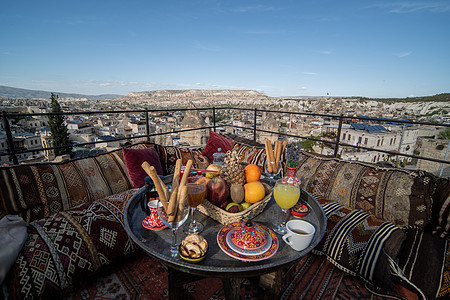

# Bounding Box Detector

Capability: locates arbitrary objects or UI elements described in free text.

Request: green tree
[438,127,450,140]
[48,93,72,156]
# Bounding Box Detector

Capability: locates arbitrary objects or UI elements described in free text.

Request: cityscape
[1,88,449,177]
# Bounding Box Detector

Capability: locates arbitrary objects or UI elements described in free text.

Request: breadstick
[171,159,182,193]
[274,141,281,170]
[264,139,274,173]
[265,138,276,174]
[176,185,188,222]
[158,176,170,201]
[178,159,193,199]
[167,186,178,222]
[281,141,288,158]
[141,162,168,210]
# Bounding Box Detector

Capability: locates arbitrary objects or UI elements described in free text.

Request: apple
[220,200,231,210]
[206,177,229,206]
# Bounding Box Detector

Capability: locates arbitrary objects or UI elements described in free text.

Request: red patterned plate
[142,216,167,231]
[217,221,278,262]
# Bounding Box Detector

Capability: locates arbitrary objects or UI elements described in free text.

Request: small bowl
[290,202,311,218]
[179,249,207,263]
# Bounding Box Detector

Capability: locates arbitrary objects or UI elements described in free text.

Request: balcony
[1,107,449,177]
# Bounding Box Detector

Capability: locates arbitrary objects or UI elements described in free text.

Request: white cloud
[229,5,280,13]
[368,2,450,14]
[299,86,308,90]
[395,51,413,58]
[192,40,220,52]
[241,29,286,35]
[315,50,332,55]
[302,72,317,75]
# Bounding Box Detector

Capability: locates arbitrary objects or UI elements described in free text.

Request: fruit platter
[197,150,273,225]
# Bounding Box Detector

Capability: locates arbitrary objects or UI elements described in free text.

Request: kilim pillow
[395,226,448,299]
[0,152,132,223]
[201,131,235,162]
[296,151,436,228]
[4,189,139,299]
[313,197,406,291]
[154,144,210,176]
[429,177,450,239]
[231,143,267,169]
[123,147,163,188]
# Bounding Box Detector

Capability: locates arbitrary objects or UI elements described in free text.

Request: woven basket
[197,192,272,225]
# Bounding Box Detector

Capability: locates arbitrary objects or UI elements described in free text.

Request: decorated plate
[142,216,167,231]
[217,221,278,262]
[225,222,272,256]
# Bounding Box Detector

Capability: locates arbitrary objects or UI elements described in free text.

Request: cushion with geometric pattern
[4,189,139,299]
[314,197,406,291]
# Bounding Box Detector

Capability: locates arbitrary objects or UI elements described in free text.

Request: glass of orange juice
[273,178,300,234]
[185,178,207,234]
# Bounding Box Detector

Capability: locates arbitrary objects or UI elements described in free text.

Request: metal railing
[1,107,449,171]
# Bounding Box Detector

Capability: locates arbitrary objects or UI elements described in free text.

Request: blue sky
[1,0,449,98]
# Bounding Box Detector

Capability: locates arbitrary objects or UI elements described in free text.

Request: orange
[243,181,266,203]
[244,164,261,183]
[192,176,210,186]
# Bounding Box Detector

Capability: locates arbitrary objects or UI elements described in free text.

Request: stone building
[258,112,278,143]
[415,137,450,177]
[179,105,208,146]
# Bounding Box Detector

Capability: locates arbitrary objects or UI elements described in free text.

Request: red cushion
[123,147,163,188]
[201,131,235,162]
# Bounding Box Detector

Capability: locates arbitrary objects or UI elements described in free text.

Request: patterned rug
[281,254,419,300]
[64,252,262,300]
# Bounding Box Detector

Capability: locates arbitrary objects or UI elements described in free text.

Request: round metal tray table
[124,186,326,299]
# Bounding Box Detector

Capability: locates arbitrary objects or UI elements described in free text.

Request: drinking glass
[185,182,207,234]
[264,160,282,181]
[273,178,301,234]
[156,200,190,258]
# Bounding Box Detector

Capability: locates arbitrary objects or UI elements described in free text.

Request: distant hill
[0,85,123,100]
[361,93,450,103]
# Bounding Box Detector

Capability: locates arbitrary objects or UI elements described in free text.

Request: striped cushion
[154,144,210,176]
[396,226,448,299]
[296,151,436,228]
[314,197,406,290]
[430,177,450,239]
[231,144,267,169]
[0,149,132,223]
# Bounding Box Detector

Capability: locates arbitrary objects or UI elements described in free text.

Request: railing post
[2,111,19,165]
[145,109,150,142]
[333,114,343,158]
[253,108,257,142]
[213,107,216,132]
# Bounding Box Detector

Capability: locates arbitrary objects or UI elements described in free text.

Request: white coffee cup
[282,220,315,251]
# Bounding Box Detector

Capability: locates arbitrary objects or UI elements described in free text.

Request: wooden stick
[176,185,188,222]
[141,162,168,210]
[178,159,193,199]
[167,186,178,222]
[264,138,274,173]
